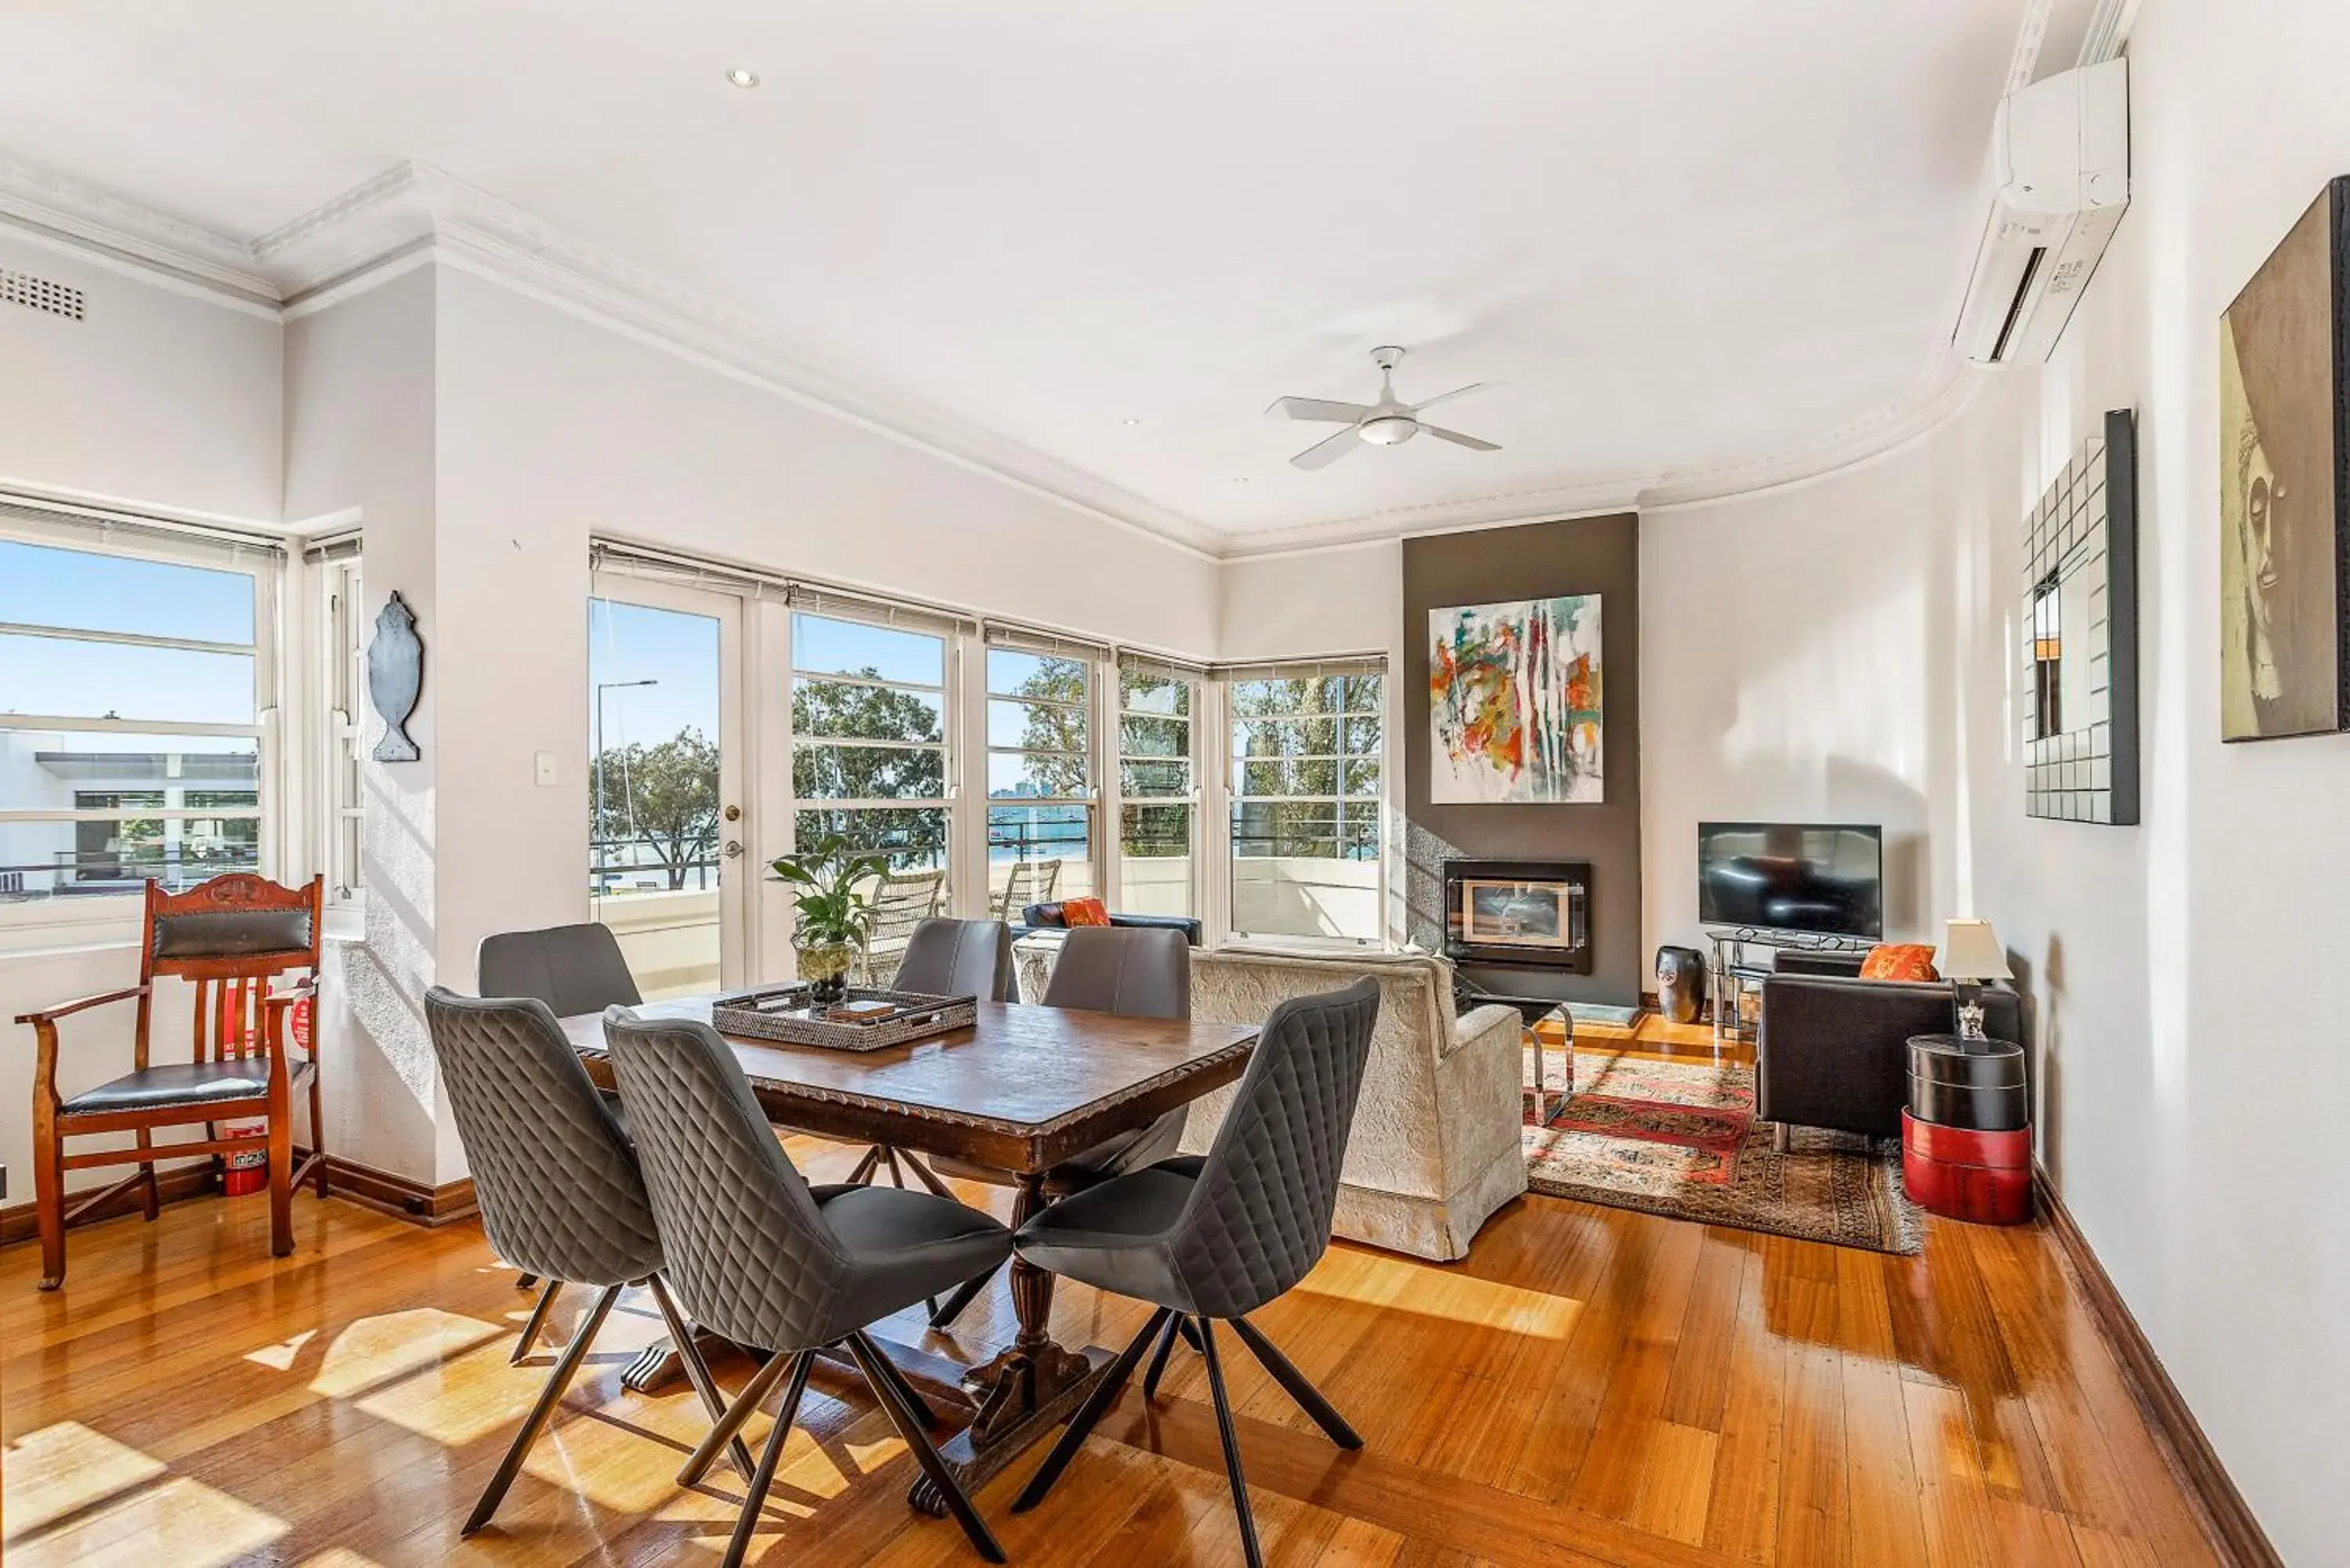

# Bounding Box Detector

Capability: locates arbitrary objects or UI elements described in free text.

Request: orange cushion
[1060,896,1112,928]
[1859,943,1940,982]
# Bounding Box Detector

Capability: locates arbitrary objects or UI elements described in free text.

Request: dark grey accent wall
[1403,513,1643,1007]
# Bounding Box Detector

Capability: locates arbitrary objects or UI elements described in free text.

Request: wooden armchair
[17,873,327,1291]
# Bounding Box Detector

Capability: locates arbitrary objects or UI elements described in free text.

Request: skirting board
[0,1149,475,1246]
[2032,1167,2284,1568]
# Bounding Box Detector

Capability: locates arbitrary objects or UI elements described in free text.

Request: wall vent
[2,268,85,321]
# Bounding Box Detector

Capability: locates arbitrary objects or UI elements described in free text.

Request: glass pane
[1119,671,1191,717]
[1343,674,1384,713]
[0,540,254,645]
[1342,757,1382,797]
[1121,759,1190,797]
[792,677,943,742]
[0,730,259,812]
[792,612,944,687]
[1233,716,1337,757]
[988,697,1086,753]
[794,743,945,800]
[0,728,264,902]
[1343,714,1380,753]
[1119,803,1192,918]
[0,633,255,724]
[1118,714,1188,758]
[1229,676,1354,717]
[988,649,1089,701]
[794,807,949,873]
[1227,804,1380,941]
[589,598,723,999]
[987,804,1094,905]
[989,749,1090,800]
[1238,757,1339,798]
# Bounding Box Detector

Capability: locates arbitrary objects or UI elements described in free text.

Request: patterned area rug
[1521,1044,1923,1255]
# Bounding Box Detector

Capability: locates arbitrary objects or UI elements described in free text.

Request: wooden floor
[2,1020,2222,1568]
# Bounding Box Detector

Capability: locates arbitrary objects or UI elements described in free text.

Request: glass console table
[1705,928,1873,1043]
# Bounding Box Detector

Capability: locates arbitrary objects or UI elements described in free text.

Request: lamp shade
[1940,918,2013,981]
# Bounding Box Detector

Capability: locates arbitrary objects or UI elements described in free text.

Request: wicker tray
[710,984,978,1052]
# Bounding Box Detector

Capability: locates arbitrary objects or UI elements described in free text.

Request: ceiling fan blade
[1291,426,1363,470]
[1267,396,1376,424]
[1425,425,1502,453]
[1408,381,1499,415]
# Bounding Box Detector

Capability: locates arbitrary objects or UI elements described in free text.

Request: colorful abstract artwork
[1429,595,1602,803]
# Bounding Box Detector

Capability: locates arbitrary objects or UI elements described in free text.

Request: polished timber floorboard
[3,1021,2222,1568]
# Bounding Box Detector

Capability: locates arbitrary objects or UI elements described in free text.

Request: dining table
[560,994,1260,1512]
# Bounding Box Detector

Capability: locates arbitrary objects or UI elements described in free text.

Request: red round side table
[1902,1033,2031,1225]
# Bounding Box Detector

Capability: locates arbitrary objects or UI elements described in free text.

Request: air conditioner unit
[1953,57,2130,366]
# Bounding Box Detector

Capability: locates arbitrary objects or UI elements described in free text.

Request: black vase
[1655,945,1708,1024]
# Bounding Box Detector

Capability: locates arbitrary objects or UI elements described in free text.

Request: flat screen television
[1697,822,1883,940]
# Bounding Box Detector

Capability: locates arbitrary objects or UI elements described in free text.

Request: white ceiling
[0,1,2030,554]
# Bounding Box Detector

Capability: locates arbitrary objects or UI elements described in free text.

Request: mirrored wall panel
[2023,409,2139,825]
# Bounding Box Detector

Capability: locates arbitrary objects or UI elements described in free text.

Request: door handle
[724,840,744,860]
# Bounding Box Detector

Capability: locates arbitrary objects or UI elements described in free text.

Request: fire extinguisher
[220,1119,269,1196]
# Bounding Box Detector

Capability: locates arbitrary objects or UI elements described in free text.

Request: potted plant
[768,835,891,1005]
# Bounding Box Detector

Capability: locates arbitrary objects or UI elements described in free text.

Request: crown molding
[1,152,1990,565]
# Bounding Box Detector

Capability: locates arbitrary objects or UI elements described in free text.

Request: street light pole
[593,678,658,893]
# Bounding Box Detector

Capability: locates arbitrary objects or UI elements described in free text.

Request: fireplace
[1443,858,1593,974]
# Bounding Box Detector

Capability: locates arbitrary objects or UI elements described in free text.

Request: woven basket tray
[710,985,978,1053]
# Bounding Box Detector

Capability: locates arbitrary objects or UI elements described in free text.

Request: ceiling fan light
[1360,414,1419,446]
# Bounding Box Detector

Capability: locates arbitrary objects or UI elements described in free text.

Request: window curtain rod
[0,492,289,558]
[1207,652,1387,682]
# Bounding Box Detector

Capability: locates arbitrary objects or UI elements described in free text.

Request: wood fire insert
[1443,858,1593,974]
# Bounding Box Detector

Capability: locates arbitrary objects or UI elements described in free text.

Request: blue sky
[0,540,256,736]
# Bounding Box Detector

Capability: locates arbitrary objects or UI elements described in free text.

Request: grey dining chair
[1008,978,1383,1568]
[421,986,754,1538]
[603,1006,1014,1568]
[922,924,1192,1331]
[476,921,642,1329]
[844,918,1018,1202]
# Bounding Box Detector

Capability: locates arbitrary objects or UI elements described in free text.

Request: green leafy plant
[768,833,891,948]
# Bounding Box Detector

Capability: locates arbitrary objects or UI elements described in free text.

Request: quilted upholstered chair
[1010,978,1382,1568]
[421,988,753,1537]
[603,1006,1014,1568]
[921,923,1191,1330]
[844,918,1016,1201]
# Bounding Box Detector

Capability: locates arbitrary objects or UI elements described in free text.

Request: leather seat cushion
[811,1182,1014,1332]
[1012,1159,1200,1313]
[63,1060,284,1116]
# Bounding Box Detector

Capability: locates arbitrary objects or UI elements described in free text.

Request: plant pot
[796,939,855,1005]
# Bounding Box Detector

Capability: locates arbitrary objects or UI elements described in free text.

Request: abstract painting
[2219,176,2350,741]
[1429,595,1602,803]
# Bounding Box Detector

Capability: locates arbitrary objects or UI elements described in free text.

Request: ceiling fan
[1266,346,1502,471]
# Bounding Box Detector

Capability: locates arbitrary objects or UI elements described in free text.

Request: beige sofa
[1014,936,1525,1261]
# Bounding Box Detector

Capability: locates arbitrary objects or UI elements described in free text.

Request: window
[987,638,1096,909]
[1116,660,1197,917]
[791,609,952,879]
[0,529,273,905]
[1227,663,1385,943]
[318,549,364,905]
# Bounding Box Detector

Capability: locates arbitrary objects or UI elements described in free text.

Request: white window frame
[1109,654,1202,919]
[313,544,365,910]
[787,593,960,894]
[0,506,284,935]
[982,628,1106,909]
[1220,657,1388,950]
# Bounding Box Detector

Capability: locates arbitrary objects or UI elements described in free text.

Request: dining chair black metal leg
[927,1261,1002,1331]
[645,1274,758,1483]
[881,1147,909,1187]
[1177,1316,1204,1350]
[1013,1306,1172,1513]
[677,1345,798,1488]
[856,1327,947,1429]
[1141,1310,1184,1400]
[515,1272,540,1291]
[511,1277,562,1364]
[465,1282,621,1537]
[847,1146,884,1186]
[845,1333,1007,1563]
[1227,1316,1362,1449]
[900,1150,956,1199]
[719,1350,815,1568]
[1198,1320,1265,1568]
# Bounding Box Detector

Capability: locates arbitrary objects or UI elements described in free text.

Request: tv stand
[1705,927,1875,1043]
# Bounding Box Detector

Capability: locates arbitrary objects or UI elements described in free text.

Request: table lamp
[1940,917,2012,1046]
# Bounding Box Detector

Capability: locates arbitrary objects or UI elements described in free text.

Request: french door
[587,575,749,997]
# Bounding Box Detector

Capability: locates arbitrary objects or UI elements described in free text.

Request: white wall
[0,233,280,520]
[1642,1,2350,1551]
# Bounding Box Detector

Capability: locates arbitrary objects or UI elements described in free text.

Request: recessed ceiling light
[1231,476,1252,484]
[725,67,761,89]
[1121,417,1142,427]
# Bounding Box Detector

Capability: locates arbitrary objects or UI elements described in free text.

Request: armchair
[17,873,326,1290]
[1756,959,2021,1142]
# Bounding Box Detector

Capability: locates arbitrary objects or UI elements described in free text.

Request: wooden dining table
[560,995,1259,1511]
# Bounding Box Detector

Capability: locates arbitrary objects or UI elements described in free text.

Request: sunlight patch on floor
[308,1308,507,1399]
[2,1421,168,1541]
[244,1328,317,1371]
[4,1474,284,1568]
[1294,1260,1584,1340]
